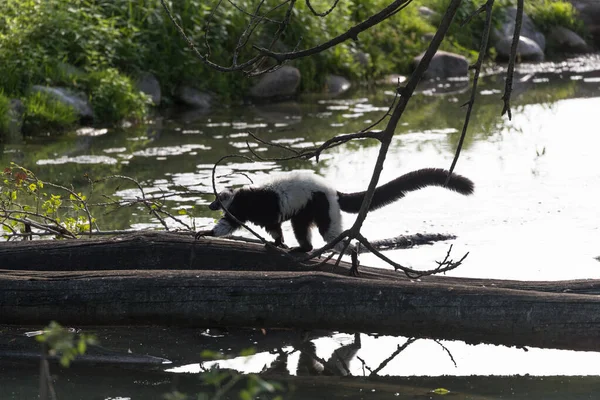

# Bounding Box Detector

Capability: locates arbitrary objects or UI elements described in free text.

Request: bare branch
[369,337,417,376]
[253,0,412,63]
[305,0,341,17]
[446,0,494,179]
[501,0,523,119]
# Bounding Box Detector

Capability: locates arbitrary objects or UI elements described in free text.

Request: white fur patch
[212,218,235,237]
[259,172,344,243]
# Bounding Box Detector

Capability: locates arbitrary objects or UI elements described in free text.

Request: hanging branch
[501,0,523,120]
[446,0,495,179]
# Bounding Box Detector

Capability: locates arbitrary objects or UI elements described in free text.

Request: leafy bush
[22,91,78,134]
[524,0,585,35]
[0,0,123,94]
[84,69,150,124]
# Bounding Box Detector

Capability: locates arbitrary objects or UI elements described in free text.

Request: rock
[30,86,94,119]
[325,75,351,96]
[548,26,590,54]
[174,86,213,110]
[418,6,440,21]
[412,50,469,80]
[567,0,600,48]
[136,72,161,106]
[495,36,545,62]
[249,66,301,100]
[493,7,546,51]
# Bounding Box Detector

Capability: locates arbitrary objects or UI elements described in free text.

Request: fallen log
[2,267,600,351]
[1,232,599,294]
[2,232,600,351]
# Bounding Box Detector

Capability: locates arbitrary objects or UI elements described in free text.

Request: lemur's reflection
[296,332,361,376]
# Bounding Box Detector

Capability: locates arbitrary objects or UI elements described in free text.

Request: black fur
[224,187,281,228]
[337,168,474,213]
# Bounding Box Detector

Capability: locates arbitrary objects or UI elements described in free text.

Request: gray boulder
[325,75,351,96]
[136,72,161,106]
[493,7,546,51]
[249,66,301,100]
[30,86,94,119]
[418,6,440,21]
[412,50,469,80]
[496,36,545,62]
[174,86,213,110]
[567,0,600,48]
[548,26,589,53]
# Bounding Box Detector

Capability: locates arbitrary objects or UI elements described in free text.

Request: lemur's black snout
[209,200,220,211]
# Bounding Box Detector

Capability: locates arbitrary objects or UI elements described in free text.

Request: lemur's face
[209,189,235,211]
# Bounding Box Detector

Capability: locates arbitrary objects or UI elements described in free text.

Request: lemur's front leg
[265,223,288,248]
[195,218,239,240]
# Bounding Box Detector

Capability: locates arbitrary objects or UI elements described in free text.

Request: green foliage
[0,0,585,120]
[0,0,123,94]
[35,321,97,367]
[0,91,10,134]
[22,91,78,134]
[84,68,150,123]
[1,164,94,239]
[352,0,436,76]
[524,0,585,35]
[424,0,513,55]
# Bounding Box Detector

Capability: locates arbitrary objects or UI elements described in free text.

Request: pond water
[2,55,600,398]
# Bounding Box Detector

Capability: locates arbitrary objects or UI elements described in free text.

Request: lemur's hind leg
[313,192,345,252]
[290,215,313,252]
[265,223,287,248]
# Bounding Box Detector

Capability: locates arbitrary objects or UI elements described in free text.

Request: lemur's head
[209,189,236,211]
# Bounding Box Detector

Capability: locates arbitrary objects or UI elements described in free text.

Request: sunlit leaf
[432,388,450,395]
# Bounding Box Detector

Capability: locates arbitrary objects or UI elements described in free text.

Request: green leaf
[178,209,187,215]
[432,388,450,395]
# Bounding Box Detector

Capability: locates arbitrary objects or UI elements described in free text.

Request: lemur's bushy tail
[337,168,474,214]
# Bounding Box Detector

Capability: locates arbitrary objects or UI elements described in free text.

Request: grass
[21,91,78,135]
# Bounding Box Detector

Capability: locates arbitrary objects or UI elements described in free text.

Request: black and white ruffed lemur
[196,168,474,252]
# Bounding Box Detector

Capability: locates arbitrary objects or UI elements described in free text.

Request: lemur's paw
[194,230,213,240]
[289,246,313,253]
